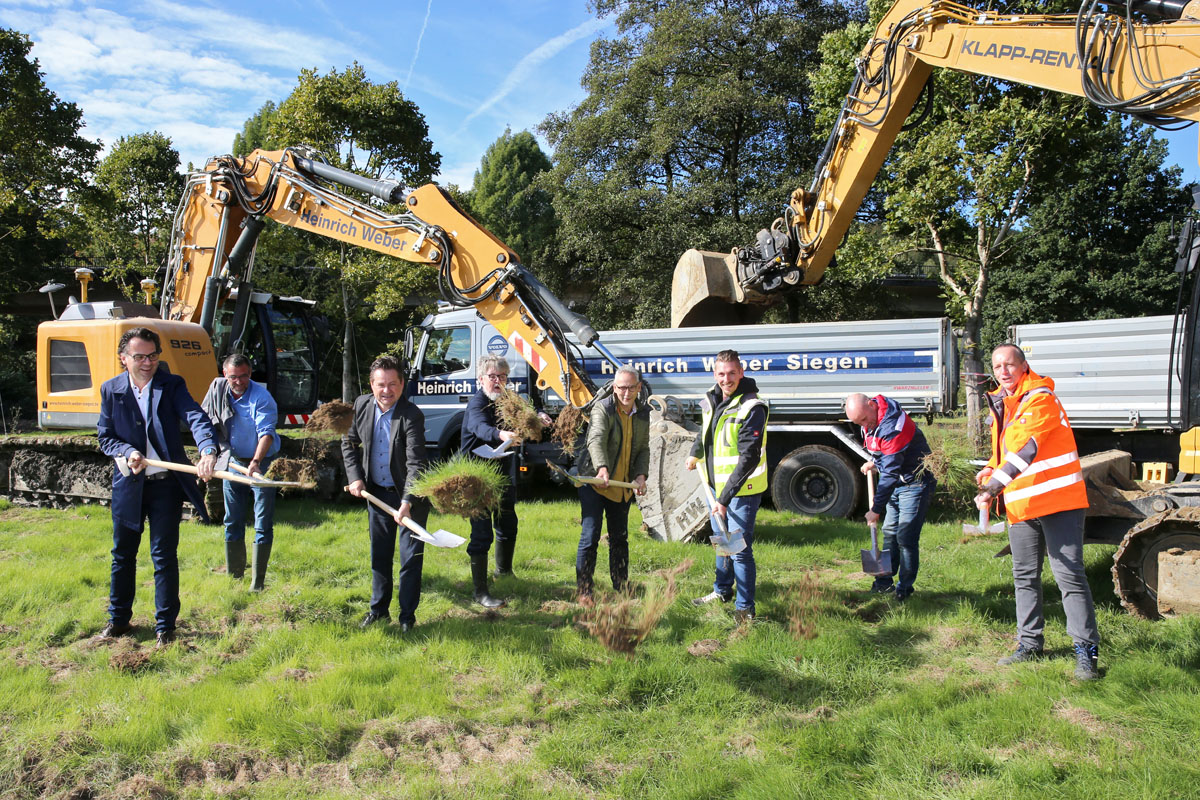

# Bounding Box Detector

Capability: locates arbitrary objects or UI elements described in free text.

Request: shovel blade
[710,533,747,557]
[415,528,466,549]
[472,439,514,459]
[861,547,892,576]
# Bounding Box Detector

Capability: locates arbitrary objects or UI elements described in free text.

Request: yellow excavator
[19,147,620,507]
[669,0,1200,617]
[673,0,1200,326]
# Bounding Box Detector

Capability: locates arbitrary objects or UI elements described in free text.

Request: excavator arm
[672,0,1200,326]
[161,148,612,408]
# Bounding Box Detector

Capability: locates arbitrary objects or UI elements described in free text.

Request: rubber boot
[250,541,272,592]
[493,538,515,578]
[226,540,246,580]
[471,555,506,608]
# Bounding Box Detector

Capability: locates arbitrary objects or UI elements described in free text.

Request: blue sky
[2,0,1197,192]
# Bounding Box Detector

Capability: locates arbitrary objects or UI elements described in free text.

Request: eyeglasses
[127,352,161,363]
[483,373,508,381]
[613,384,639,393]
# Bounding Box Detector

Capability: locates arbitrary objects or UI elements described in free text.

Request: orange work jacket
[985,369,1088,523]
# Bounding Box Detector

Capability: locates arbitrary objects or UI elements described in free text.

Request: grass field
[1,490,1198,799]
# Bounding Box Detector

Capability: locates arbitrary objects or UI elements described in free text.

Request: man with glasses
[461,355,549,608]
[202,353,281,591]
[573,366,649,602]
[97,327,217,648]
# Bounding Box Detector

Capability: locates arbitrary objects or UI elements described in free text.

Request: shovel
[354,488,466,548]
[226,460,313,489]
[697,476,746,557]
[860,470,892,576]
[115,454,294,489]
[962,500,1006,539]
[471,438,514,459]
[545,459,640,490]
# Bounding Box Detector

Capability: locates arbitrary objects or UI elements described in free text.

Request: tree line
[0,0,1191,425]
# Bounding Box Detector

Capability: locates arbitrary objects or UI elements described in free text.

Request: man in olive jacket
[343,355,430,632]
[574,366,649,599]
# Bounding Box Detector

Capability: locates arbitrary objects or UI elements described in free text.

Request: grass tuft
[550,405,586,457]
[580,559,692,655]
[496,390,544,442]
[410,453,508,518]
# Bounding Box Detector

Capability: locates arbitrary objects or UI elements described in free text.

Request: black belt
[145,472,169,481]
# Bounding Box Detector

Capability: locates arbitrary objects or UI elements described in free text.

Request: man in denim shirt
[845,393,936,601]
[203,354,281,591]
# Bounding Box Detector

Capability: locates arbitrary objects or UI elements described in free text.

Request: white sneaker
[692,590,732,606]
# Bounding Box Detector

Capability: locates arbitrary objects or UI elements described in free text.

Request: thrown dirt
[496,390,544,442]
[265,457,318,490]
[551,405,585,456]
[688,638,722,658]
[305,401,354,435]
[425,474,500,518]
[580,559,692,654]
[787,569,822,640]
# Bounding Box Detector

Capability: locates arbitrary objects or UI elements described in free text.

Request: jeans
[223,455,277,545]
[367,482,429,625]
[874,477,936,597]
[576,485,631,592]
[1009,508,1099,649]
[466,480,517,557]
[109,478,184,633]
[711,494,761,613]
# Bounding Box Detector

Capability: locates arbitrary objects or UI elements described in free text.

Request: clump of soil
[580,559,692,655]
[111,774,171,800]
[688,638,722,658]
[787,569,822,640]
[305,401,354,435]
[108,641,151,673]
[411,454,507,518]
[918,428,978,507]
[264,457,318,490]
[495,390,543,442]
[551,405,586,456]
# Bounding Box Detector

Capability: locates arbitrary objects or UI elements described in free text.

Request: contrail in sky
[461,16,608,128]
[403,0,434,93]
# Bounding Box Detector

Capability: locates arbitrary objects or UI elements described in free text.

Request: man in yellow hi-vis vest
[686,350,769,623]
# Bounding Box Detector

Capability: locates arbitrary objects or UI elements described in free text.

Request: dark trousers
[1009,508,1099,649]
[577,485,631,591]
[109,478,184,634]
[367,483,429,625]
[466,481,517,557]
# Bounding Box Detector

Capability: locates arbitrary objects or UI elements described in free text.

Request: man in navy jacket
[97,327,217,647]
[845,392,936,601]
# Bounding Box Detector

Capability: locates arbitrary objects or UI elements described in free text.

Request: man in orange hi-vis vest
[974,344,1100,681]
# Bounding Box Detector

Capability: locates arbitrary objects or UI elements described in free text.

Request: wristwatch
[201,447,217,456]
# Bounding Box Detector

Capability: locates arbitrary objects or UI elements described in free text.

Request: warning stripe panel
[507,331,547,372]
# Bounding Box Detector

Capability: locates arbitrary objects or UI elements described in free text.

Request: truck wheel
[770,445,860,518]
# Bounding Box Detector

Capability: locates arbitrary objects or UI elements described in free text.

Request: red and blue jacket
[861,394,932,515]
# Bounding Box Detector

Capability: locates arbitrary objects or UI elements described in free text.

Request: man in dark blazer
[96,327,217,648]
[343,355,430,632]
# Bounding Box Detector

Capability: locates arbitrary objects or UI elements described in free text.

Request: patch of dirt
[688,638,722,658]
[722,733,761,759]
[108,641,151,673]
[1052,701,1108,737]
[306,401,353,435]
[281,668,311,682]
[538,600,576,615]
[107,774,171,799]
[354,717,537,779]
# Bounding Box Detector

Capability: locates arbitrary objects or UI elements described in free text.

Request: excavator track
[1112,506,1200,619]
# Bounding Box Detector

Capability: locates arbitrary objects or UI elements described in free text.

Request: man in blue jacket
[202,353,281,591]
[845,392,936,601]
[97,327,217,648]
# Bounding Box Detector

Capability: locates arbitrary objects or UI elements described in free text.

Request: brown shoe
[155,630,176,649]
[100,621,133,639]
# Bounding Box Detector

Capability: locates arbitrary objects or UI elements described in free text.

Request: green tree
[232,101,277,156]
[78,131,183,293]
[540,0,855,328]
[0,28,99,296]
[469,129,559,283]
[268,63,440,400]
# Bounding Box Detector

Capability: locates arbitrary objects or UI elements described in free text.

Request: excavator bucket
[636,397,710,543]
[671,249,775,328]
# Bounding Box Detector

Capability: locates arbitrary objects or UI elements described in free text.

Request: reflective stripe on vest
[991,385,1087,522]
[697,395,769,497]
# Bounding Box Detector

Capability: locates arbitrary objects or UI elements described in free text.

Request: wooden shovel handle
[358,489,429,537]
